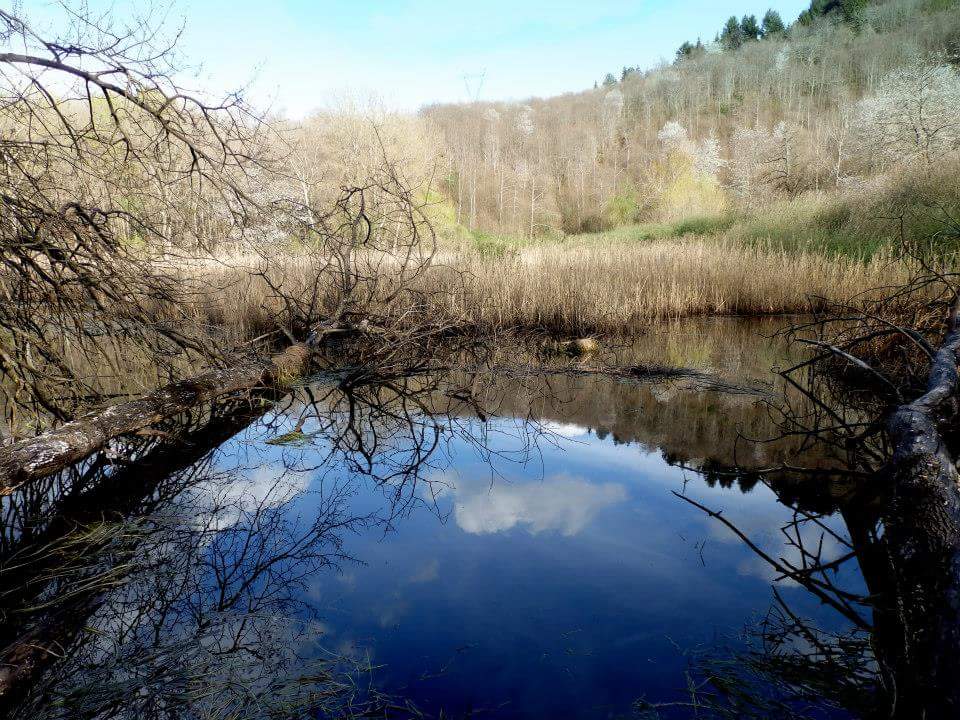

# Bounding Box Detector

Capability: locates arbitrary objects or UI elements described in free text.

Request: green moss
[266,429,318,446]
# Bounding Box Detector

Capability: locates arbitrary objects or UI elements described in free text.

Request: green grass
[568,214,737,245]
[572,223,674,243]
[728,198,879,259]
[458,211,880,259]
[463,222,675,253]
[471,231,516,258]
[922,0,959,12]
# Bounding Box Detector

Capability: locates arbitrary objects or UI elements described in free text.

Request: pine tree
[798,0,869,26]
[841,0,869,24]
[720,15,745,50]
[761,9,786,37]
[676,39,706,63]
[740,14,761,41]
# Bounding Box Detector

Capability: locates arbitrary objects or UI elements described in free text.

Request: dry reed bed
[423,240,903,335]
[180,239,905,339]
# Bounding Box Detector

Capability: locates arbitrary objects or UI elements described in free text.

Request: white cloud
[541,421,591,438]
[446,472,627,536]
[408,558,440,584]
[190,463,311,533]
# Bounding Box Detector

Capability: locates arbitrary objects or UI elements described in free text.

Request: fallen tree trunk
[0,344,312,494]
[880,305,960,717]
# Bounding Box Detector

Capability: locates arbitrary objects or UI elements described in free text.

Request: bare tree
[0,3,275,431]
[0,4,451,450]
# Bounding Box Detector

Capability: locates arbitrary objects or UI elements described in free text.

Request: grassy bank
[460,160,960,262]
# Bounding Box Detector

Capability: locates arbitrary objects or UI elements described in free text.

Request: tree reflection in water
[0,325,953,719]
[0,369,553,720]
[644,352,957,718]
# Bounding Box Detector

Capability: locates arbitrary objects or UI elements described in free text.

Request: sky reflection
[437,470,628,536]
[288,413,858,719]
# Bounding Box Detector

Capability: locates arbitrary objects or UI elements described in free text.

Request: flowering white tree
[729,121,805,201]
[730,126,774,200]
[657,121,723,181]
[694,135,724,180]
[657,120,693,155]
[516,105,536,139]
[856,62,960,167]
[652,121,727,218]
[601,88,624,138]
[774,44,790,73]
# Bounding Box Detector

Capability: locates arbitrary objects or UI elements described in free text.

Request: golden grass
[421,238,902,335]
[180,237,904,340]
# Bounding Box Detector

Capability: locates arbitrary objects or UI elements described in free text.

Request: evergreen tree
[675,39,706,62]
[798,0,870,25]
[841,0,869,23]
[761,9,786,37]
[602,72,618,87]
[720,15,745,49]
[740,14,761,41]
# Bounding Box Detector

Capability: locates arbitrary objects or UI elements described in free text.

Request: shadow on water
[0,318,942,718]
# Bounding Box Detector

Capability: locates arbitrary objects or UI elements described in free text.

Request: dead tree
[878,298,960,716]
[674,256,960,716]
[0,4,455,465]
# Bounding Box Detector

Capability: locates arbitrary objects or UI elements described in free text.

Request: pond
[0,318,873,719]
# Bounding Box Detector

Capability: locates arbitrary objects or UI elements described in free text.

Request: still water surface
[221,318,861,717]
[0,318,868,718]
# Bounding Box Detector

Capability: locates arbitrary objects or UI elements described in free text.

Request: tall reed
[181,238,904,339]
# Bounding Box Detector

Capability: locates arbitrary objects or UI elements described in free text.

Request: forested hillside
[418,0,960,238]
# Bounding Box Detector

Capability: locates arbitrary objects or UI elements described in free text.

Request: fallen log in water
[880,304,960,716]
[0,344,312,494]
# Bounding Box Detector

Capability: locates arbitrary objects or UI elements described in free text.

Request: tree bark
[0,344,312,494]
[881,308,960,717]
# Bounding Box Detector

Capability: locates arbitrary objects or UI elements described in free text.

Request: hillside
[417,0,960,242]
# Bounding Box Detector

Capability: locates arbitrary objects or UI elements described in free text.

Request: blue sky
[30,1,810,116]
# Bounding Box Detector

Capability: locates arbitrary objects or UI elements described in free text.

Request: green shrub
[604,187,642,227]
[672,213,738,237]
[472,232,515,259]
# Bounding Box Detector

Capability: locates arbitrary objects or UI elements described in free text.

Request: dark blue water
[208,369,864,719]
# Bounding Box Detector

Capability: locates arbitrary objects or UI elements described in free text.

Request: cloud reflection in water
[439,471,627,537]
